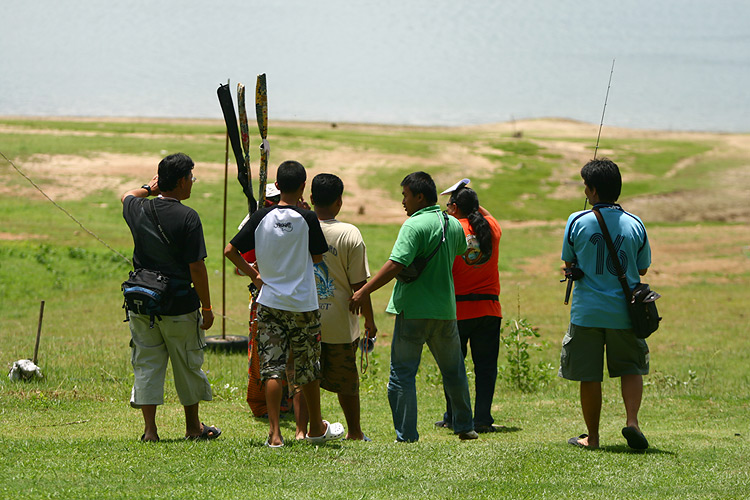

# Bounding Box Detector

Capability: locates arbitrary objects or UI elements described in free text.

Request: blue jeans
[443,316,502,428]
[388,313,473,441]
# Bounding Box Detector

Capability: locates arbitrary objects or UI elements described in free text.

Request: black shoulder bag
[592,207,661,339]
[396,212,449,284]
[122,199,176,328]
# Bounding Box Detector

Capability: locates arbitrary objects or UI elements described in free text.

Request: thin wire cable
[2,149,253,329]
[1,150,133,264]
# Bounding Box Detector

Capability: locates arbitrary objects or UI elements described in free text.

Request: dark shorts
[320,340,359,395]
[558,323,650,382]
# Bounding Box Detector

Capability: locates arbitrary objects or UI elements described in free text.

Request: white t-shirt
[314,219,370,343]
[230,205,328,312]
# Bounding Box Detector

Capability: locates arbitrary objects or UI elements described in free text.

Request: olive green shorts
[558,323,650,382]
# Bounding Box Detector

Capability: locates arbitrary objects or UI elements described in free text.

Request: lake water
[2,0,749,132]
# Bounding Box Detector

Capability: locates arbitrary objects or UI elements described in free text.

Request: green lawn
[1,118,749,499]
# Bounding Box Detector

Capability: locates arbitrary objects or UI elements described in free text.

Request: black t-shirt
[123,196,207,315]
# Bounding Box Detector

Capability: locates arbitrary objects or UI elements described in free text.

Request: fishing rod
[584,58,615,211]
[564,59,615,305]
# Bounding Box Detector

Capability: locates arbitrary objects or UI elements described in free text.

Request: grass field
[1,117,749,499]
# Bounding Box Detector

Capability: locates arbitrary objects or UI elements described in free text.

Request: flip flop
[567,433,589,448]
[305,420,345,444]
[344,434,372,442]
[434,420,452,429]
[186,423,222,441]
[622,426,649,450]
[264,437,284,448]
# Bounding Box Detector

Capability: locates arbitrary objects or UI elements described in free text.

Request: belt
[455,293,499,302]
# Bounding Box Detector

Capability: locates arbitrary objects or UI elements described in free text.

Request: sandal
[567,433,589,448]
[622,426,649,450]
[264,437,284,448]
[305,420,345,444]
[186,423,222,440]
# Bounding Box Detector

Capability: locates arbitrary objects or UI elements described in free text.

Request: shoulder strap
[146,199,171,245]
[592,207,632,302]
[143,199,182,267]
[423,211,449,263]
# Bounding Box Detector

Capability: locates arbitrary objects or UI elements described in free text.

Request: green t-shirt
[386,205,467,319]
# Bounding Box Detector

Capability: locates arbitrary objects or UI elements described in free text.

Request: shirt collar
[592,202,622,211]
[411,204,441,217]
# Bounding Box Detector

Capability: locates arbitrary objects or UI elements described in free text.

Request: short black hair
[276,160,307,193]
[157,153,194,191]
[401,171,437,204]
[311,173,344,207]
[581,158,622,203]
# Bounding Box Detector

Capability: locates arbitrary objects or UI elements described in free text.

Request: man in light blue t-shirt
[560,158,652,451]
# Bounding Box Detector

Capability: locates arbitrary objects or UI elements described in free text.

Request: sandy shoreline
[3,114,745,135]
[2,116,749,226]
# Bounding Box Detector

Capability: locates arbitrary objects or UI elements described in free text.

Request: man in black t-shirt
[121,153,220,442]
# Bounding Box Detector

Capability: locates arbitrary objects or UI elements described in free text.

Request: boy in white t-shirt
[311,173,377,441]
[224,161,345,447]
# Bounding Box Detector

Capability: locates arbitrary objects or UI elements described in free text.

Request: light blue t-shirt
[562,203,651,329]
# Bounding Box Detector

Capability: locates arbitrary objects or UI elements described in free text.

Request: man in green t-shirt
[350,171,477,442]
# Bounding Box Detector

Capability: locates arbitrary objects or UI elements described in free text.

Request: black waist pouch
[122,269,171,327]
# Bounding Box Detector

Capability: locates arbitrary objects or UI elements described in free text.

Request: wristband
[202,305,212,311]
[141,184,152,195]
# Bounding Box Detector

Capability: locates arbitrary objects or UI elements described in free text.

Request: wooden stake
[33,300,44,364]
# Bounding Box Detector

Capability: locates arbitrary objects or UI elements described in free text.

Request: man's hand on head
[146,175,160,196]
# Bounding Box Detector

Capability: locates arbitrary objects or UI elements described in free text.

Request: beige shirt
[314,219,370,343]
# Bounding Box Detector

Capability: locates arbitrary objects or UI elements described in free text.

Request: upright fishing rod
[584,58,616,211]
[564,59,616,305]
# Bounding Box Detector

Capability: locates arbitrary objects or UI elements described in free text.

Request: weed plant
[499,317,555,393]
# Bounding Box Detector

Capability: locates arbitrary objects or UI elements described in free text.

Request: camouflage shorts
[256,304,321,386]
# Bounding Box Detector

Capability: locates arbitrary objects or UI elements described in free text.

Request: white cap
[265,183,280,198]
[440,178,470,195]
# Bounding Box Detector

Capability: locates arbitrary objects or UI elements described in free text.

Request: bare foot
[266,434,284,447]
[569,433,599,449]
[578,435,599,449]
[140,432,159,442]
